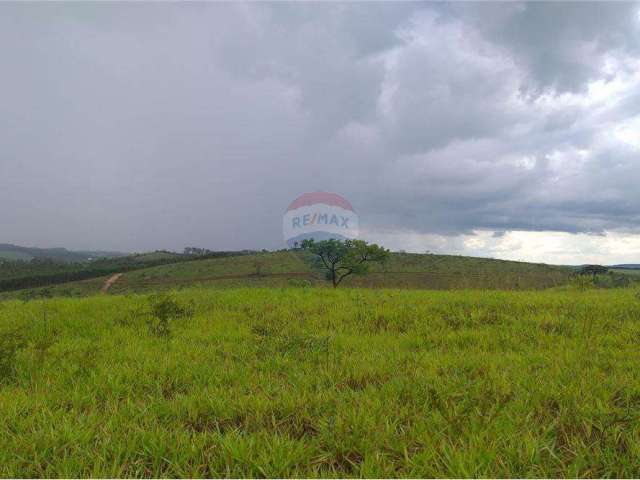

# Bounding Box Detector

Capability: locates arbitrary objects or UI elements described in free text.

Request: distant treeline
[0,250,260,292]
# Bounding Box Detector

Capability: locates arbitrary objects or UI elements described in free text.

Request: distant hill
[609,264,640,270]
[0,244,127,263]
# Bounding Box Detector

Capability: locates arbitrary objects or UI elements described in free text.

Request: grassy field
[1,251,576,300]
[1,287,640,477]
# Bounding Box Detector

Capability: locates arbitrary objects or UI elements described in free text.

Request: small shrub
[145,294,195,337]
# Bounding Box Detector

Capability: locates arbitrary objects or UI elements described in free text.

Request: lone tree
[301,238,389,288]
[579,264,609,279]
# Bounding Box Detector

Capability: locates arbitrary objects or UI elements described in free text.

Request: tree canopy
[578,265,609,278]
[301,238,389,287]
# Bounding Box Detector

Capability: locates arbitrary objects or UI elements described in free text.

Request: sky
[1,1,640,265]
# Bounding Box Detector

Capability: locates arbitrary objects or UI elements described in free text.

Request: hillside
[1,250,577,299]
[0,248,270,293]
[112,251,573,293]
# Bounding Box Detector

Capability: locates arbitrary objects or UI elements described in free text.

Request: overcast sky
[2,2,640,264]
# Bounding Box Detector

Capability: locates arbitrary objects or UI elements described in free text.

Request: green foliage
[301,239,389,287]
[0,288,640,476]
[579,265,609,277]
[145,294,195,337]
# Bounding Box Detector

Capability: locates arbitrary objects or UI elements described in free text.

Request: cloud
[444,1,640,93]
[1,1,639,263]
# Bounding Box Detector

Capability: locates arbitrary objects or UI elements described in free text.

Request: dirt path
[101,273,123,294]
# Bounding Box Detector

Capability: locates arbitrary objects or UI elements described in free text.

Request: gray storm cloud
[1,2,639,254]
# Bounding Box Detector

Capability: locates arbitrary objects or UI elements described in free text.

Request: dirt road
[101,273,123,294]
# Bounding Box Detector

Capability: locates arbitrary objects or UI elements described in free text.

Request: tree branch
[335,269,354,286]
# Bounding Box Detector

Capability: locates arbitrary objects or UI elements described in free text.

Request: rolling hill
[0,250,579,299]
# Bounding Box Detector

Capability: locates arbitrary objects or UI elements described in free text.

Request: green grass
[1,287,640,477]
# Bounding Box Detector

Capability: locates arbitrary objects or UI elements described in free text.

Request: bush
[146,294,195,337]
